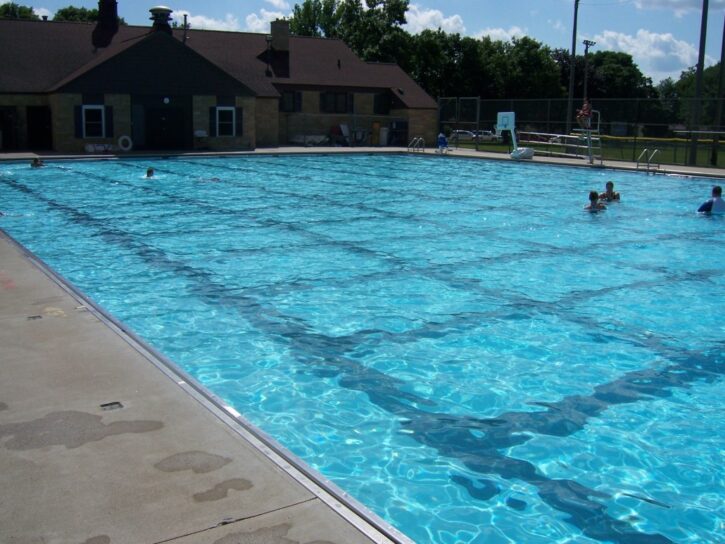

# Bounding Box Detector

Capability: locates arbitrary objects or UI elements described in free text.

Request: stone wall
[255,98,278,147]
[393,108,438,147]
[49,94,81,153]
[191,95,255,151]
[49,93,131,153]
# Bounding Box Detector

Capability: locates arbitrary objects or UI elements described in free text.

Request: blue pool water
[0,154,722,544]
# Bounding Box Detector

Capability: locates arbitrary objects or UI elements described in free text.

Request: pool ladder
[408,137,425,152]
[636,148,660,174]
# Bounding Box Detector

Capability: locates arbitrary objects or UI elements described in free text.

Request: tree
[0,2,39,19]
[289,0,339,37]
[289,0,409,62]
[504,37,563,99]
[53,5,98,22]
[672,63,722,126]
[52,4,125,24]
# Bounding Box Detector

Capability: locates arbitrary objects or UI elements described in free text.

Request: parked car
[473,130,502,142]
[450,129,475,142]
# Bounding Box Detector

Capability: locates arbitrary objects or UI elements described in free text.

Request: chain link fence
[439,97,725,168]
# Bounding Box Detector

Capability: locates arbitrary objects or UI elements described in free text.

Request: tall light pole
[583,39,596,100]
[688,0,709,166]
[565,0,580,134]
[710,13,724,166]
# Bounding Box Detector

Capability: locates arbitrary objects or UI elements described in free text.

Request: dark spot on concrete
[212,523,336,544]
[0,410,163,450]
[506,497,527,511]
[99,401,123,411]
[32,295,64,306]
[155,451,232,474]
[213,523,295,544]
[82,536,111,544]
[193,478,253,502]
[0,402,8,412]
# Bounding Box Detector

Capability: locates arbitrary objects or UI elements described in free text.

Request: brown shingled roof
[0,18,436,109]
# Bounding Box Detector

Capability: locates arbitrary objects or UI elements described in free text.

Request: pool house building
[0,1,438,153]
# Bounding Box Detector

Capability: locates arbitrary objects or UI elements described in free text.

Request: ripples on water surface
[1,154,723,544]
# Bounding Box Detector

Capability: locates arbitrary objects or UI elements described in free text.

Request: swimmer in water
[585,190,606,212]
[599,181,620,202]
[697,185,724,214]
[146,167,154,178]
[31,158,44,168]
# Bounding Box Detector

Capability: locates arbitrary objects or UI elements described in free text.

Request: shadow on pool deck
[0,232,409,544]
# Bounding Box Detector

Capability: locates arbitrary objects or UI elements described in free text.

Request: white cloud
[475,26,526,42]
[593,28,716,82]
[33,7,52,19]
[404,4,465,34]
[172,10,240,31]
[633,0,725,18]
[265,0,290,10]
[548,19,565,33]
[244,9,287,33]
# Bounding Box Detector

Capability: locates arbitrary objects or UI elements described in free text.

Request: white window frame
[82,105,105,139]
[216,106,236,137]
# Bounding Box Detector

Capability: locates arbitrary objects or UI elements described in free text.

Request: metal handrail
[407,137,425,152]
[636,148,649,170]
[648,149,660,171]
[636,148,660,174]
[517,130,603,164]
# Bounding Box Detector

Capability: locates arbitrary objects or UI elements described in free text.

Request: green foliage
[0,2,39,19]
[504,37,563,98]
[53,6,98,22]
[669,63,723,126]
[52,5,126,24]
[289,0,409,62]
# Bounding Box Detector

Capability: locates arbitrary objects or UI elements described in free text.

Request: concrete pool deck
[0,232,409,544]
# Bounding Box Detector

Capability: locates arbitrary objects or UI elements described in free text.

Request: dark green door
[26,106,53,150]
[146,107,185,149]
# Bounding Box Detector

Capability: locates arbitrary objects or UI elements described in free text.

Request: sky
[30,0,725,83]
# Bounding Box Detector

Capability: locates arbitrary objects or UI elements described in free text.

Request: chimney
[92,0,119,48]
[270,19,289,51]
[149,5,173,34]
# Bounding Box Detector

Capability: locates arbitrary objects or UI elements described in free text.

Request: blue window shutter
[209,107,217,137]
[104,106,114,138]
[74,106,83,138]
[235,107,243,137]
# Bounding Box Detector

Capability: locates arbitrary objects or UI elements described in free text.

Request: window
[209,106,243,138]
[373,93,391,115]
[320,92,353,114]
[280,91,302,112]
[82,105,105,138]
[216,107,235,137]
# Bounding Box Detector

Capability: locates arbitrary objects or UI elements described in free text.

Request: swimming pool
[0,154,722,544]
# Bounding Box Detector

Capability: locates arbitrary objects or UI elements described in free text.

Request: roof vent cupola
[149,5,173,34]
